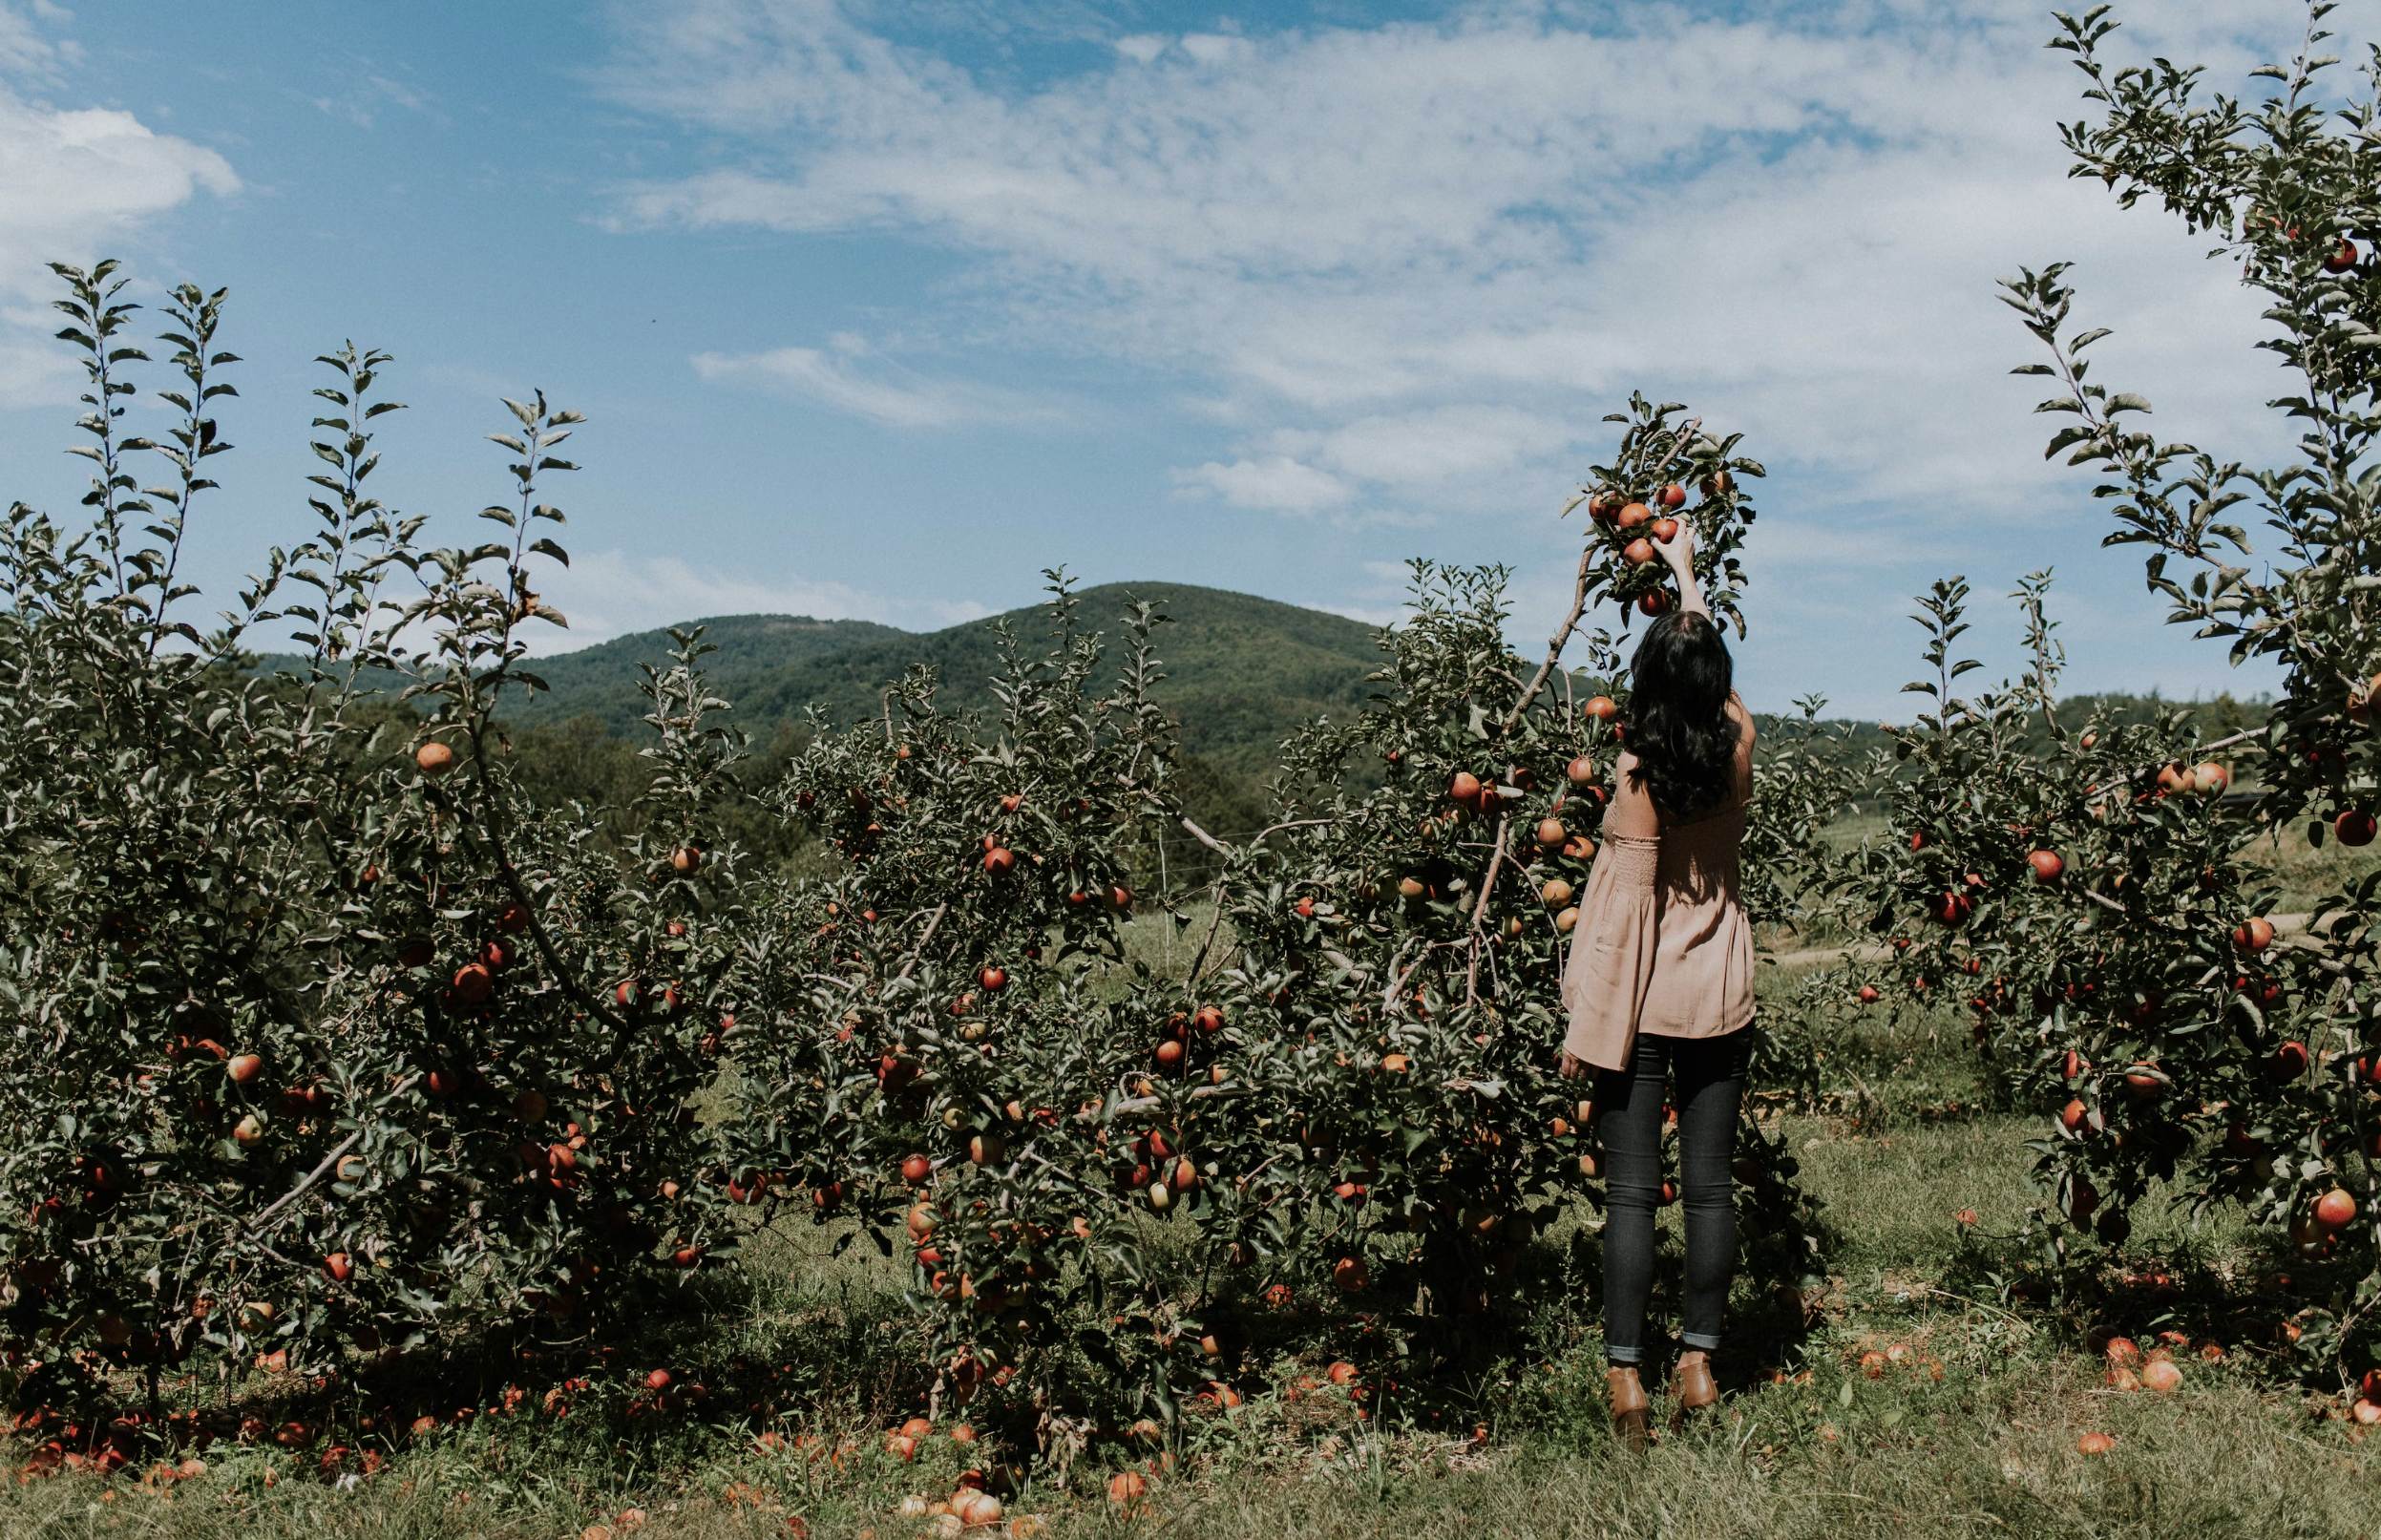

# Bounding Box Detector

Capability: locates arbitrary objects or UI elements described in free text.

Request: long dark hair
[1625,610,1738,817]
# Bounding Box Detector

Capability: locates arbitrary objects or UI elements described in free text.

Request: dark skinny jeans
[1594,1026,1754,1366]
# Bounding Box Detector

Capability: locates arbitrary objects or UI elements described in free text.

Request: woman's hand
[1653,518,1710,619]
[1654,518,1695,575]
[1559,1050,1591,1081]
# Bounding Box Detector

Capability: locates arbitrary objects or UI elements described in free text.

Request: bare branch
[245,1130,362,1236]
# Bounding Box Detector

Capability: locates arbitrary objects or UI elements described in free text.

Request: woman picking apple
[1556,518,1756,1450]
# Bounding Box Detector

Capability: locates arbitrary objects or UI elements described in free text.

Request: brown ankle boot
[1608,1365,1650,1452]
[1674,1352,1718,1426]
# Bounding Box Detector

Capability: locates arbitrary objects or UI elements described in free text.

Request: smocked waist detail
[1558,808,1755,1071]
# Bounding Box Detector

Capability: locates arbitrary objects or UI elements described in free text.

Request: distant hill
[496,583,1388,780]
[494,613,906,737]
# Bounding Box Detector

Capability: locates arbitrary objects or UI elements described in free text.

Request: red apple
[1638,591,1671,617]
[1650,517,1678,541]
[2340,810,2377,847]
[1658,483,1686,509]
[2028,850,2064,882]
[1622,538,1656,567]
[2315,1188,2358,1230]
[2232,917,2276,953]
[414,742,455,776]
[1615,502,1652,530]
[1584,696,1618,721]
[982,846,1016,877]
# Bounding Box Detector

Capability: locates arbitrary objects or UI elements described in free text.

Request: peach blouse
[1558,799,1755,1071]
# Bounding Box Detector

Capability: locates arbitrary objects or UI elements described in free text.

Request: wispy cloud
[601,0,2295,528]
[310,67,443,130]
[0,2,77,77]
[690,336,1066,428]
[527,546,992,652]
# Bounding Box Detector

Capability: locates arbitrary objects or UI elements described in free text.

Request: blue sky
[0,0,2325,717]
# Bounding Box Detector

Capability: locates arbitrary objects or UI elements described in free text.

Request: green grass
[11,973,2381,1539]
[2241,818,2381,915]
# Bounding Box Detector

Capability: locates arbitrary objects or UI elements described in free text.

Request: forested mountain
[495,581,1388,781]
[251,583,2268,854]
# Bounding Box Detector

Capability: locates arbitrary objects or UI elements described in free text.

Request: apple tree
[0,263,736,1419]
[1855,0,2381,1377]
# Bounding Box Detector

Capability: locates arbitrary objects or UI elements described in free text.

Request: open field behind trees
[6,961,2380,1540]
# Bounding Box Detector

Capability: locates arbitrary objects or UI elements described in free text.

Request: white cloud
[0,95,238,296]
[528,546,991,652]
[600,0,2307,544]
[0,6,240,406]
[690,339,1065,428]
[1177,454,1354,512]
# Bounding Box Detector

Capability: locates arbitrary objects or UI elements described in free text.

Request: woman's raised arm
[1654,520,1708,620]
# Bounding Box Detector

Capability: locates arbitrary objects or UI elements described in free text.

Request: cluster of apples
[1583,472,1730,616]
